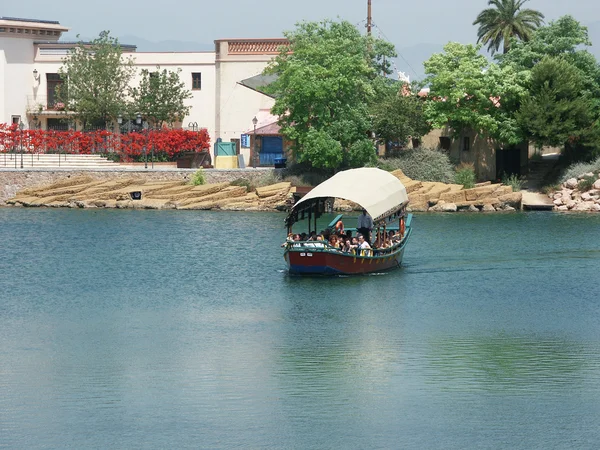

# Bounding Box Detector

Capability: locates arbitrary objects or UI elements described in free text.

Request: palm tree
[473,0,544,54]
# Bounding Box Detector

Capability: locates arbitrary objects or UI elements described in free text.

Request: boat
[283,167,413,275]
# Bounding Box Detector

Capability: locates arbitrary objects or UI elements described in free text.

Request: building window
[192,73,201,90]
[46,73,64,109]
[439,136,451,151]
[462,136,470,151]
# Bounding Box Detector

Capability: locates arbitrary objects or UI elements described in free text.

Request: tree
[371,84,430,150]
[58,31,135,127]
[130,67,192,127]
[473,0,544,54]
[264,19,396,169]
[423,42,525,145]
[498,16,600,101]
[499,16,600,159]
[516,57,599,154]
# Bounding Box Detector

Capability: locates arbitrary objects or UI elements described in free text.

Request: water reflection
[426,334,600,393]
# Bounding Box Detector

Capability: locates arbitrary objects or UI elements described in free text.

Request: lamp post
[252,116,258,168]
[19,121,24,169]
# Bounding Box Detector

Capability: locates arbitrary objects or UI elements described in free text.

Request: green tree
[516,57,598,151]
[473,0,544,54]
[423,42,525,145]
[129,67,192,127]
[371,84,430,150]
[499,16,600,160]
[58,31,135,127]
[265,19,396,169]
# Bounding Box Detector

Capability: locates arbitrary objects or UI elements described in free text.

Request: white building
[0,16,285,165]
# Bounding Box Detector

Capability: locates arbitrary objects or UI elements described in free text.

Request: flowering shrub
[0,123,210,161]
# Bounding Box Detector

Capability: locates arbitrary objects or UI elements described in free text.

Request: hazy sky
[4,0,600,79]
[6,0,599,44]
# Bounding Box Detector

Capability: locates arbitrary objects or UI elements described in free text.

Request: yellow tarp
[215,155,239,169]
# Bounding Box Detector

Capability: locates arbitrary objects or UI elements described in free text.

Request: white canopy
[292,167,408,222]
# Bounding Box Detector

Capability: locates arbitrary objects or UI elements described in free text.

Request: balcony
[26,95,72,116]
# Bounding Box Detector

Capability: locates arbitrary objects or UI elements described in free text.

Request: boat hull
[284,228,411,275]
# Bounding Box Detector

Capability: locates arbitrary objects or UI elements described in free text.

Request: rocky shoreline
[550,173,600,212]
[3,169,527,213]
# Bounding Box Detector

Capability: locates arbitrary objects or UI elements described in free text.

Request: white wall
[0,37,36,126]
[132,52,216,139]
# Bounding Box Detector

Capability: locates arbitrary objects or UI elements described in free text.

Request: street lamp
[252,116,258,168]
[19,121,24,169]
[117,114,123,126]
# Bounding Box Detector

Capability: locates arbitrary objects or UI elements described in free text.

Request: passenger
[357,209,373,243]
[300,233,308,242]
[334,220,344,235]
[358,234,372,256]
[341,238,351,253]
[281,233,294,248]
[329,235,339,249]
[349,237,359,254]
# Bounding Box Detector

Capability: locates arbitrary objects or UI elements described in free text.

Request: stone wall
[0,168,275,204]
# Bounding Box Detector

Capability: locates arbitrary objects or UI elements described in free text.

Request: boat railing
[284,229,410,258]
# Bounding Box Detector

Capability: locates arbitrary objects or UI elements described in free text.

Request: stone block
[463,186,496,201]
[492,185,514,197]
[498,192,522,208]
[408,202,428,212]
[404,180,423,193]
[439,190,466,203]
[256,182,291,198]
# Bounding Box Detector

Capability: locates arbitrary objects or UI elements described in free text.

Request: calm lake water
[1,209,599,449]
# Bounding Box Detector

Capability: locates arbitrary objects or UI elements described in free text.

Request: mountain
[61,33,212,52]
[118,35,213,52]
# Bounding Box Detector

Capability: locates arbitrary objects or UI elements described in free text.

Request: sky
[4,0,600,79]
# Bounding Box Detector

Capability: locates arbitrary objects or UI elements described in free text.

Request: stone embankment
[391,170,522,212]
[5,175,295,211]
[3,169,523,213]
[550,173,600,212]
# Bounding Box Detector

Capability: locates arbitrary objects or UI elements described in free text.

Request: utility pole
[367,0,372,36]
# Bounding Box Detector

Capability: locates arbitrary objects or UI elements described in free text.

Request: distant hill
[118,35,213,52]
[60,25,600,81]
[61,33,212,52]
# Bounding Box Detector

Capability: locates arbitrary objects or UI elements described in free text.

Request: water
[1,209,600,449]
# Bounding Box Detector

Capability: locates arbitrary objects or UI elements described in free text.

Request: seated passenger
[341,238,351,253]
[281,233,294,247]
[329,235,340,250]
[349,237,359,254]
[358,234,372,256]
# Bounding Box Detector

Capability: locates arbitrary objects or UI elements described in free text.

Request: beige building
[419,127,529,182]
[0,17,287,166]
